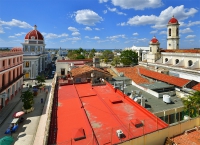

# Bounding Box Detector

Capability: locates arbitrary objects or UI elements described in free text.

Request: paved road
[0,79,53,145]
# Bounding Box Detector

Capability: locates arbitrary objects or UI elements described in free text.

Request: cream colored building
[140,16,200,81]
[21,25,48,79]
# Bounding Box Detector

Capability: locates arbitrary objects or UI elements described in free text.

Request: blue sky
[0,0,200,49]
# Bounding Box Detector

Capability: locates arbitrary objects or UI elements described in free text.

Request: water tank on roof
[163,95,171,103]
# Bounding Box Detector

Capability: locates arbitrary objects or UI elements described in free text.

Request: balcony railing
[0,73,24,93]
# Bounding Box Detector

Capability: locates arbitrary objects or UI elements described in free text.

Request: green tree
[101,50,114,64]
[36,75,46,86]
[89,48,96,58]
[21,89,34,110]
[120,50,138,66]
[111,56,120,66]
[182,91,200,118]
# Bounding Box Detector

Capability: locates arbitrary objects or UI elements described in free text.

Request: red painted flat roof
[192,83,200,91]
[55,83,168,144]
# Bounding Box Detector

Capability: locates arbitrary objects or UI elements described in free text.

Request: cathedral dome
[168,16,179,24]
[25,25,44,40]
[150,36,159,44]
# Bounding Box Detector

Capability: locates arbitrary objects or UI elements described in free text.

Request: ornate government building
[21,25,48,79]
[140,16,200,82]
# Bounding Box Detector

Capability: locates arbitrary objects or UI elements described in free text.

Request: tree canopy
[21,89,34,110]
[120,50,138,66]
[67,48,86,59]
[182,91,200,118]
[100,50,114,63]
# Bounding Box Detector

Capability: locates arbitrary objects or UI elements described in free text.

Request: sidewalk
[0,80,52,145]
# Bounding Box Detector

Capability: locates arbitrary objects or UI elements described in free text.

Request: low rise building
[0,48,23,110]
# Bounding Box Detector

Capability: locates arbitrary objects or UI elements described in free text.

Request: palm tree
[21,89,34,110]
[36,75,45,86]
[182,91,200,118]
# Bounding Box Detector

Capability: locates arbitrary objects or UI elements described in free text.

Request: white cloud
[68,26,79,32]
[187,21,200,27]
[72,31,80,36]
[150,30,158,34]
[107,6,126,15]
[117,22,127,26]
[60,37,81,42]
[75,9,103,26]
[99,0,108,3]
[9,36,16,38]
[4,27,11,29]
[180,28,193,34]
[111,0,163,10]
[43,33,68,39]
[0,27,4,33]
[133,33,138,36]
[0,19,32,28]
[15,32,26,36]
[159,31,167,35]
[91,36,100,40]
[138,38,148,41]
[103,10,107,14]
[94,28,100,30]
[185,35,195,39]
[123,5,198,29]
[84,36,100,40]
[107,34,126,41]
[84,26,92,31]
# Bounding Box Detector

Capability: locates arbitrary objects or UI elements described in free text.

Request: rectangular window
[8,59,10,65]
[25,46,28,51]
[2,60,5,67]
[25,61,29,67]
[17,57,19,62]
[61,68,65,75]
[13,58,15,63]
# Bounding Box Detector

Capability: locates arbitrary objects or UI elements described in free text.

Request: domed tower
[149,36,160,54]
[146,36,161,63]
[21,25,47,79]
[167,16,180,50]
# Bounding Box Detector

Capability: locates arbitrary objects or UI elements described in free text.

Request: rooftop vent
[131,119,143,128]
[73,128,86,141]
[109,96,123,104]
[163,94,171,104]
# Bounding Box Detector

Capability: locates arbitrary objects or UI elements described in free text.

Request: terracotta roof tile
[161,49,200,53]
[115,66,150,84]
[71,65,111,77]
[192,83,200,91]
[139,68,190,87]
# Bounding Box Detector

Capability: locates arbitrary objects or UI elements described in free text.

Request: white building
[124,45,150,61]
[139,16,200,82]
[21,25,48,79]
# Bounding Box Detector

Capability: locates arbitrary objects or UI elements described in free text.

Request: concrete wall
[120,117,200,145]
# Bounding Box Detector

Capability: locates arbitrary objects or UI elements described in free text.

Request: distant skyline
[0,0,200,49]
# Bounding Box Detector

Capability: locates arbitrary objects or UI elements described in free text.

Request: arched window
[165,58,168,62]
[188,60,193,66]
[169,28,171,36]
[176,28,179,36]
[150,47,152,52]
[157,47,159,52]
[175,59,179,64]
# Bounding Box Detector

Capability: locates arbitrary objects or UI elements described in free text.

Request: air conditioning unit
[116,129,124,138]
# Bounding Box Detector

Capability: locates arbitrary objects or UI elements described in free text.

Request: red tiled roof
[150,36,159,44]
[161,49,200,53]
[139,68,190,87]
[25,25,44,40]
[170,129,200,145]
[168,16,179,24]
[115,66,150,84]
[192,83,200,91]
[71,65,111,77]
[57,59,92,62]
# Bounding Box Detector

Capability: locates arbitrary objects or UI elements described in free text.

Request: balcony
[0,74,24,93]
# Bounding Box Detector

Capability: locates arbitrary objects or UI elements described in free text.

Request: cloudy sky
[0,0,200,49]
